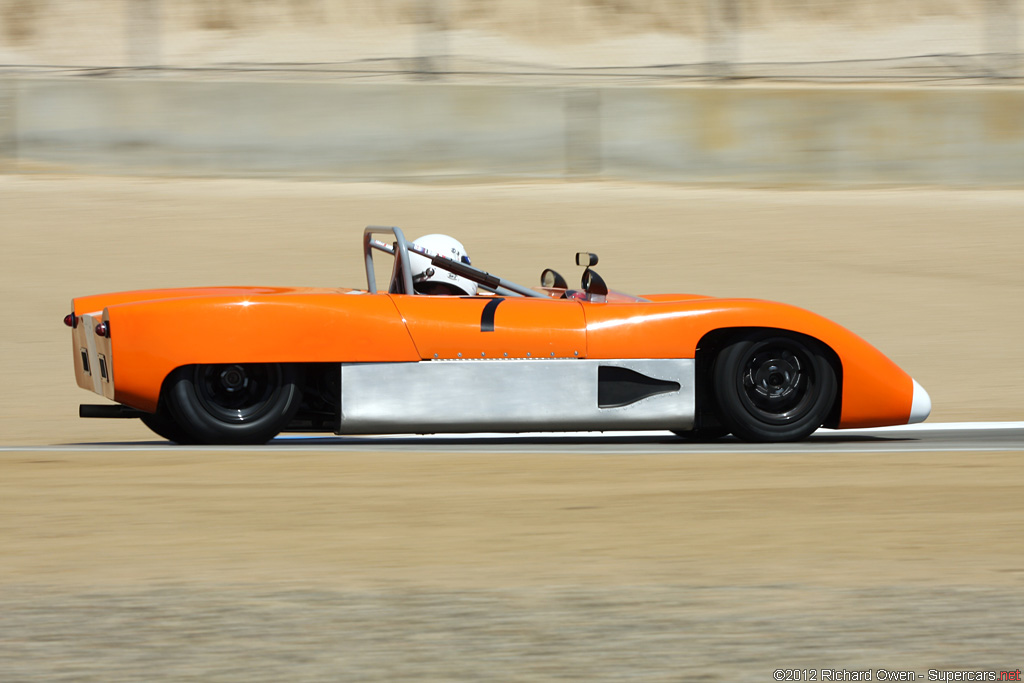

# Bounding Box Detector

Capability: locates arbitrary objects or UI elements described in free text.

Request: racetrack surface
[2,177,1023,680]
[3,428,1024,680]
[4,422,1024,453]
[282,422,1024,453]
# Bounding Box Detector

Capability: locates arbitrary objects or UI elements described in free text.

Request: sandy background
[2,176,1023,679]
[1,0,1014,72]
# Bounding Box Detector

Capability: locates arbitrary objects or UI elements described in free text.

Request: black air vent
[598,366,680,408]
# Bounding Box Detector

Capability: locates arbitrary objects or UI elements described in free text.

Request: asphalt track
[3,422,1022,453]
[4,421,1023,681]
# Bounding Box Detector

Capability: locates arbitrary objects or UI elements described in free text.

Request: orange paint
[71,286,916,429]
[393,295,587,359]
[79,288,419,412]
[580,298,914,428]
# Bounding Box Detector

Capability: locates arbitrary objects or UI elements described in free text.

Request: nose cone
[908,379,932,424]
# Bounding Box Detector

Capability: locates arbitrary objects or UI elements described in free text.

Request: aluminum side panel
[339,359,694,434]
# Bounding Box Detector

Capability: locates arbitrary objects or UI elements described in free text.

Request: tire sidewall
[166,363,302,444]
[140,401,197,444]
[713,333,837,442]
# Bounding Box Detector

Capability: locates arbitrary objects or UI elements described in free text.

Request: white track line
[271,421,1024,441]
[842,421,1024,431]
[1,422,1022,453]
[1,445,1022,455]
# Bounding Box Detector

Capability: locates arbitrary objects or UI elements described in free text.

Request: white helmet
[408,234,478,296]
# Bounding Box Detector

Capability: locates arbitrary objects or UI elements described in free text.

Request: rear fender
[101,293,418,412]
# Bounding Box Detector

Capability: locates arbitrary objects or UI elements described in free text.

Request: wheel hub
[194,363,280,423]
[219,365,249,392]
[751,357,800,400]
[738,343,815,424]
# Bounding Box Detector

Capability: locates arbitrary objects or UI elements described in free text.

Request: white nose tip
[908,378,931,424]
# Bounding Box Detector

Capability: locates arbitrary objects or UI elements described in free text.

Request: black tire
[165,363,302,445]
[712,332,837,443]
[141,402,196,444]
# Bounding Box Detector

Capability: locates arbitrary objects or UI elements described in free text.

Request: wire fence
[0,0,1021,84]
[2,55,1019,85]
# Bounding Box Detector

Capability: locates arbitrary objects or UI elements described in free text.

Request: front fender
[583,298,919,429]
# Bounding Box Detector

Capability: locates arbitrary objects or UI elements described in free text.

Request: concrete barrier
[6,80,569,178]
[2,78,1023,185]
[599,87,1024,185]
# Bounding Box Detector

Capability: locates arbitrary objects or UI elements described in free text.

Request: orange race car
[66,226,930,445]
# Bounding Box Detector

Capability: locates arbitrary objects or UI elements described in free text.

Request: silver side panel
[339,359,694,434]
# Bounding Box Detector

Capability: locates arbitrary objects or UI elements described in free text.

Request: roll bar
[363,226,545,298]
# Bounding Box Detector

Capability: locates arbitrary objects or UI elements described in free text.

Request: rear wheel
[165,363,302,445]
[140,402,196,444]
[712,332,836,442]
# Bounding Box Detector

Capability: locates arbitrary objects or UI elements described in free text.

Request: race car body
[67,226,930,444]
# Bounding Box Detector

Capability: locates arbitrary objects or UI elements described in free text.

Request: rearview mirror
[581,268,608,298]
[575,252,599,267]
[541,268,568,289]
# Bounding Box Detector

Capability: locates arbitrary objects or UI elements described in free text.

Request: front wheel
[165,363,302,445]
[712,333,837,442]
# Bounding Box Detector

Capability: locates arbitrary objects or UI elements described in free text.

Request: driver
[408,234,479,296]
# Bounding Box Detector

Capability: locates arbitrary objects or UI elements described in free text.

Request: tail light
[95,321,109,338]
[64,313,78,328]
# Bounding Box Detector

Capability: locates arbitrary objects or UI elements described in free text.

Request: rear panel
[71,310,115,402]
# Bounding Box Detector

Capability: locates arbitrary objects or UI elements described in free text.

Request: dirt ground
[2,448,1024,680]
[1,176,1023,679]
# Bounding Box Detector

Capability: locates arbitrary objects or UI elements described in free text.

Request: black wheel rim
[193,364,283,423]
[737,339,817,425]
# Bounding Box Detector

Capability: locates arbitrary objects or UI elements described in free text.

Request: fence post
[415,0,448,79]
[986,0,1019,77]
[705,0,740,79]
[126,0,161,68]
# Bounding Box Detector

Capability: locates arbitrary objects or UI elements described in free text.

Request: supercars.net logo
[773,669,1021,681]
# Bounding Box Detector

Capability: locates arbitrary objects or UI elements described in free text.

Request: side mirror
[541,268,568,289]
[575,252,599,267]
[581,267,608,299]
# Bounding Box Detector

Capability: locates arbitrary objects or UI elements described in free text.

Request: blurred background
[1,2,1022,441]
[2,6,1024,681]
[4,1,1024,184]
[0,0,1021,80]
